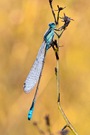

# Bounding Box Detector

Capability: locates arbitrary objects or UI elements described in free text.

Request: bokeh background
[0,0,90,135]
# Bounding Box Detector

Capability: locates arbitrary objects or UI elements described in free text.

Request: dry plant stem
[49,1,78,134]
[58,102,78,135]
[56,40,78,135]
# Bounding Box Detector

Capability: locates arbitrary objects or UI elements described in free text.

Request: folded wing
[23,41,46,93]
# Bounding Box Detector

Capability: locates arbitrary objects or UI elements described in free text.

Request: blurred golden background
[0,0,90,134]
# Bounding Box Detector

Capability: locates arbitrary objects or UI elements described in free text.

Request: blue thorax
[44,23,56,50]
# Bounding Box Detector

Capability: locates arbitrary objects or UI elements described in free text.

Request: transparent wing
[23,41,46,93]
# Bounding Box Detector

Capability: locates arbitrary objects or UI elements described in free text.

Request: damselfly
[23,22,64,120]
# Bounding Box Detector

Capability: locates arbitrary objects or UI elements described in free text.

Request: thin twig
[49,1,78,135]
[55,35,78,135]
[56,21,78,135]
[49,0,57,24]
[49,0,65,25]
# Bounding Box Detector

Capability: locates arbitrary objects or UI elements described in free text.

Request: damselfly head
[49,22,56,29]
